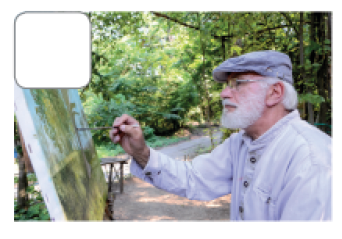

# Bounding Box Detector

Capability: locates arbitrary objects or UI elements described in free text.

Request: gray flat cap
[212,50,293,84]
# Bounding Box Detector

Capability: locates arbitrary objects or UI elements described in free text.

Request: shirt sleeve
[278,160,331,220]
[130,139,235,201]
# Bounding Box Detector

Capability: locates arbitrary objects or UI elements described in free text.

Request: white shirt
[130,110,331,220]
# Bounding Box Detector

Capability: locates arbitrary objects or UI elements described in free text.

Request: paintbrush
[76,125,140,131]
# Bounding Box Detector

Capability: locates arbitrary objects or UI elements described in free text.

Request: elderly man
[110,50,331,220]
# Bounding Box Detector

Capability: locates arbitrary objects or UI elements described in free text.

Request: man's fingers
[111,128,118,134]
[111,114,141,144]
[109,128,121,143]
[109,129,116,142]
[113,114,139,128]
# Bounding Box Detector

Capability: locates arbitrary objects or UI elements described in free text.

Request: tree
[15,121,29,210]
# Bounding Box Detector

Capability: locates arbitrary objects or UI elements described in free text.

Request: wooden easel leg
[120,162,124,193]
[104,198,114,220]
[104,163,115,220]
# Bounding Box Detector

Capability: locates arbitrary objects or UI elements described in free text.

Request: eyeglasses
[226,78,266,91]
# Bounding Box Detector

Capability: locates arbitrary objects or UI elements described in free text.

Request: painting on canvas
[14,83,107,220]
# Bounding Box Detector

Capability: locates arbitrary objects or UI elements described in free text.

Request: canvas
[14,82,107,221]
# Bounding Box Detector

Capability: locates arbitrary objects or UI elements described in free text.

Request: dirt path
[111,127,231,221]
[112,177,231,221]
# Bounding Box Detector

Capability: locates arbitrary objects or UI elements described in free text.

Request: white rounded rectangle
[15,12,91,88]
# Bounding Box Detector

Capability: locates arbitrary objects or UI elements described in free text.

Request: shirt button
[239,206,244,213]
[243,181,249,187]
[266,197,271,204]
[145,172,151,176]
[250,157,256,163]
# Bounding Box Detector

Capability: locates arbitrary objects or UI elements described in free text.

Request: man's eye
[236,81,242,87]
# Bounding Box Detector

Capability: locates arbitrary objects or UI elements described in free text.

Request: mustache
[222,99,238,108]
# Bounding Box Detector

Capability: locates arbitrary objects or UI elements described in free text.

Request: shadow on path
[113,177,231,221]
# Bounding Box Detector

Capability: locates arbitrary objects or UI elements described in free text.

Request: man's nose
[220,86,234,99]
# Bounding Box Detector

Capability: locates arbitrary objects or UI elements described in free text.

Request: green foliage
[96,143,125,158]
[14,200,50,221]
[83,12,205,137]
[220,128,239,141]
[82,11,331,146]
[195,145,212,155]
[96,135,189,158]
[83,92,136,144]
[146,135,189,148]
[14,173,50,221]
[298,93,325,105]
[142,126,155,140]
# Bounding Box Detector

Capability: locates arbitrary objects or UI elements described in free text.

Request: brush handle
[76,125,139,131]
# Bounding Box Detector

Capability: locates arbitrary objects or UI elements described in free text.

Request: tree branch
[151,12,200,30]
[256,24,293,34]
[150,11,307,44]
[280,12,299,36]
[150,11,227,40]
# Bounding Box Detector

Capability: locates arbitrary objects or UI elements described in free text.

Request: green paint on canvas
[27,89,107,220]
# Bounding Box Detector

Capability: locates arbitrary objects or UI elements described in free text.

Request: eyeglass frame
[225,78,267,91]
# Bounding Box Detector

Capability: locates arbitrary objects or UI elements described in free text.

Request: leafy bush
[84,92,137,144]
[14,201,50,221]
[83,88,190,145]
[14,173,50,221]
[142,125,155,140]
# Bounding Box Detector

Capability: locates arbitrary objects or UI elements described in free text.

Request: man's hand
[109,114,150,168]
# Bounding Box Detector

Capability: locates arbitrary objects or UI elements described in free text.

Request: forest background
[84,11,332,156]
[14,11,332,220]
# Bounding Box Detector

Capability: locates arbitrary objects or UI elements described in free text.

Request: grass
[146,135,190,149]
[95,135,190,158]
[96,143,126,158]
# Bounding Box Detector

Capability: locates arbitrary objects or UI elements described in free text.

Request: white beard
[221,89,266,129]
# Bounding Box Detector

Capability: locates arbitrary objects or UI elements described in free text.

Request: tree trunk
[307,12,316,124]
[202,77,214,150]
[18,126,35,173]
[315,13,325,123]
[221,37,225,61]
[316,13,327,128]
[198,13,214,151]
[16,123,29,210]
[299,12,306,118]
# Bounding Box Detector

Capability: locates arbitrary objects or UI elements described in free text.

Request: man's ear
[265,81,285,107]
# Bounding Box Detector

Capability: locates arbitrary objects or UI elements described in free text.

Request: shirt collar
[240,110,300,152]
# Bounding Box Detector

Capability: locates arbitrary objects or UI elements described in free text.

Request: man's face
[220,72,268,129]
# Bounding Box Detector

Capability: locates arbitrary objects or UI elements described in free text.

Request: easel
[101,156,130,220]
